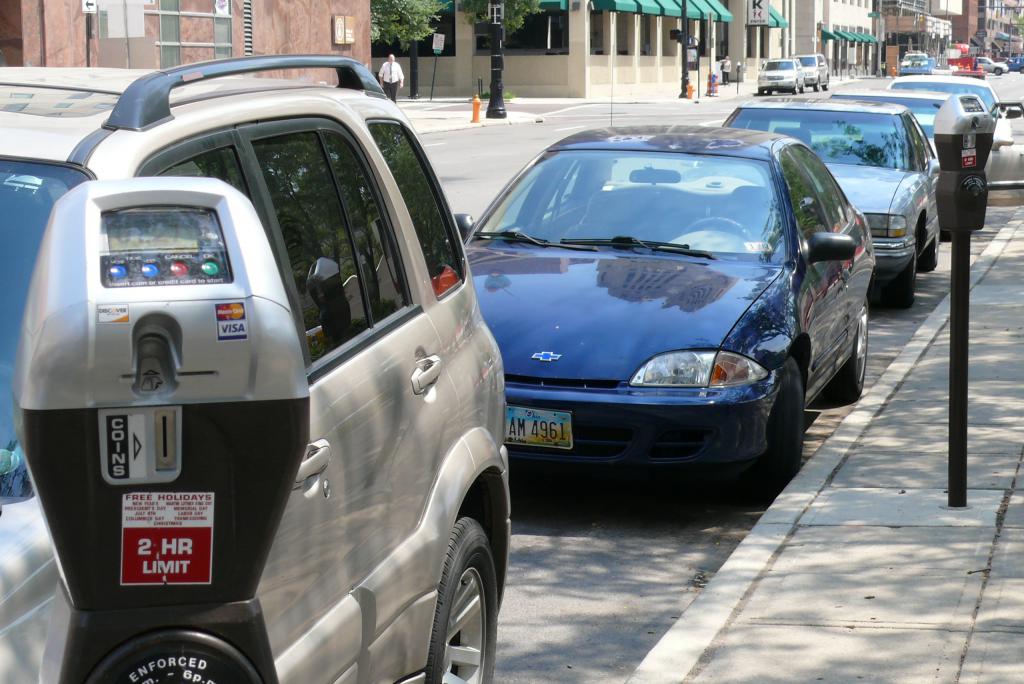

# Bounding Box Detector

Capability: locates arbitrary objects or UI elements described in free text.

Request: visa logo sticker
[215,302,248,340]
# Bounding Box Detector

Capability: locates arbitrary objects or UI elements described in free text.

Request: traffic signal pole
[679,0,689,98]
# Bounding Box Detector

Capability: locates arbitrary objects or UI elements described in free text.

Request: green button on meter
[201,261,220,276]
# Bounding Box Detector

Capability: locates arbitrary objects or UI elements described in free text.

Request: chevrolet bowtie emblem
[531,351,562,362]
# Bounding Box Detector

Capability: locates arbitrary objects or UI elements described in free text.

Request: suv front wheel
[425,517,499,684]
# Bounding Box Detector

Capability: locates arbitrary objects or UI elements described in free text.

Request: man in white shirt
[378,54,404,102]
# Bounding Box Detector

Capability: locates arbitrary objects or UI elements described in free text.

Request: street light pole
[486,0,507,118]
[679,0,689,98]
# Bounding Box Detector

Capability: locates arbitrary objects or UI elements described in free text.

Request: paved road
[414,75,1024,683]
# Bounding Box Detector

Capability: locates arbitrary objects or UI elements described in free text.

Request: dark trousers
[383,81,399,102]
[722,69,730,84]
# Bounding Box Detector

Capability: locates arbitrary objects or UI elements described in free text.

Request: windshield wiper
[560,236,716,259]
[475,230,597,251]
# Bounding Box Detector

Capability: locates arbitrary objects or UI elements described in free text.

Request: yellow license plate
[505,406,573,450]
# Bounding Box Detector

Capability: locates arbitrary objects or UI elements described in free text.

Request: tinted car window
[160,146,249,196]
[905,114,930,170]
[765,60,795,71]
[369,122,463,298]
[798,56,817,67]
[779,147,832,240]
[789,146,849,232]
[479,149,787,263]
[253,132,370,362]
[830,94,946,138]
[730,108,912,170]
[0,161,89,501]
[323,131,409,321]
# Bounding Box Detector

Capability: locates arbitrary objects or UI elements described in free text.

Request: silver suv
[794,53,830,91]
[0,56,508,684]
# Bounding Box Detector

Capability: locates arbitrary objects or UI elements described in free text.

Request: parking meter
[13,178,309,683]
[932,95,996,509]
[934,94,996,232]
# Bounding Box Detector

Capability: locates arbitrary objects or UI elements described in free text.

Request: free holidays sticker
[215,302,248,341]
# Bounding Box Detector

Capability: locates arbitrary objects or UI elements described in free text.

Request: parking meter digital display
[101,207,233,287]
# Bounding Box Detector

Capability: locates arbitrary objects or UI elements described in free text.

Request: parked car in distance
[726,100,939,309]
[794,53,830,91]
[466,126,874,495]
[1007,56,1024,72]
[0,58,509,684]
[889,75,1024,184]
[977,56,1009,75]
[758,59,805,96]
[899,54,935,76]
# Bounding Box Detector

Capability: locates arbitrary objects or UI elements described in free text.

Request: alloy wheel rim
[442,567,487,684]
[855,306,868,384]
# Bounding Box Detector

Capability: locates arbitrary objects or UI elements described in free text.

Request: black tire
[995,68,1003,76]
[883,254,916,309]
[746,357,805,495]
[825,302,868,404]
[918,234,939,272]
[425,518,499,684]
[757,88,765,96]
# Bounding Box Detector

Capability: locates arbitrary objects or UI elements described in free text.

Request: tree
[371,0,446,48]
[459,0,542,35]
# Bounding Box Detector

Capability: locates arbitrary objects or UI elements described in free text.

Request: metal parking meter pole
[932,94,996,509]
[680,0,689,98]
[486,0,507,119]
[948,230,971,507]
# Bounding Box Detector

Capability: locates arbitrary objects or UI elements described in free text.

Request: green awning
[767,6,788,28]
[634,0,663,14]
[858,32,878,43]
[835,30,856,41]
[686,0,712,20]
[702,0,733,22]
[660,0,682,17]
[821,28,839,41]
[591,0,638,11]
[539,0,569,9]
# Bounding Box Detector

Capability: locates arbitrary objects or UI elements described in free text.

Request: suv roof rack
[105,54,386,132]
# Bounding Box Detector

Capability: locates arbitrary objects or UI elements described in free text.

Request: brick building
[0,0,370,71]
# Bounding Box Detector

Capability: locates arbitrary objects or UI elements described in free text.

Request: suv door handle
[294,439,332,486]
[411,355,443,395]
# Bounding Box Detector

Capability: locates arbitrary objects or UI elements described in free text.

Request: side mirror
[807,232,856,264]
[999,102,1024,119]
[928,158,940,176]
[455,213,476,242]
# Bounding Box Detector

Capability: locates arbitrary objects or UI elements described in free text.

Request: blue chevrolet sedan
[466,126,875,492]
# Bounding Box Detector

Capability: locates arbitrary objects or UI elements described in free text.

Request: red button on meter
[169,261,189,277]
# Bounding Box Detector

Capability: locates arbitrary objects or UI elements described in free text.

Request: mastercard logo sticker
[215,303,246,321]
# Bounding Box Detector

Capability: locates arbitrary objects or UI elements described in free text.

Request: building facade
[376,0,802,99]
[0,0,371,71]
[793,0,883,76]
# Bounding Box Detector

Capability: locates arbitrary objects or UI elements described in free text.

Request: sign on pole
[747,0,768,26]
[432,33,446,55]
[82,0,97,13]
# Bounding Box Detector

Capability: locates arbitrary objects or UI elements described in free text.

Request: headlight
[865,213,907,238]
[630,350,769,387]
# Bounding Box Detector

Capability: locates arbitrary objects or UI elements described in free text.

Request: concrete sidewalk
[630,209,1024,683]
[402,73,882,134]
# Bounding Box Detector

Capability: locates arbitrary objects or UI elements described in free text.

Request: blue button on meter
[108,264,128,280]
[141,263,160,279]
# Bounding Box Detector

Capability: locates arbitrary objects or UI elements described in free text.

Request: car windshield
[0,160,87,502]
[478,149,786,263]
[765,61,794,71]
[729,108,913,170]
[832,94,947,137]
[891,80,997,112]
[799,57,817,67]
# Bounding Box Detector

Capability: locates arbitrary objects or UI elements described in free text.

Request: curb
[627,218,1023,684]
[410,115,544,135]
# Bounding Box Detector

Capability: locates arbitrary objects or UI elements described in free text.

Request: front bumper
[760,79,797,88]
[872,237,916,283]
[503,373,781,468]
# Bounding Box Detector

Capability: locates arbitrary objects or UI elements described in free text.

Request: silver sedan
[725,99,939,309]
